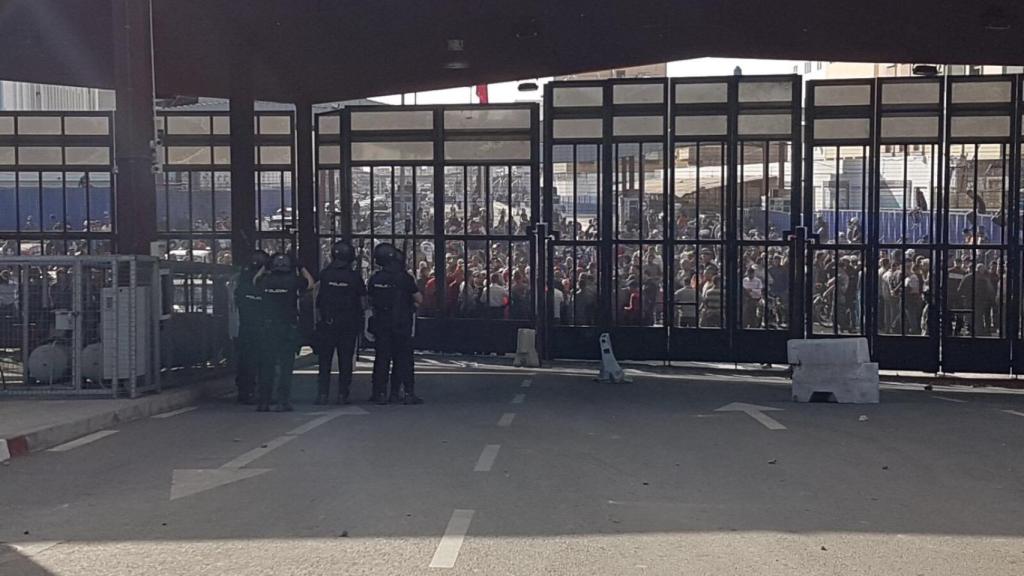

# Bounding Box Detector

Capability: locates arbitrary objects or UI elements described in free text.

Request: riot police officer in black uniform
[255,252,315,412]
[315,240,365,405]
[368,243,423,405]
[234,249,269,404]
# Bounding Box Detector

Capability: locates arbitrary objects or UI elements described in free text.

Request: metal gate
[671,76,802,363]
[316,104,540,354]
[544,76,802,362]
[805,75,1022,373]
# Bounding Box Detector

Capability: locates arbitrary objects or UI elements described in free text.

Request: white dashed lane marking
[497,413,516,427]
[511,393,525,405]
[474,444,501,472]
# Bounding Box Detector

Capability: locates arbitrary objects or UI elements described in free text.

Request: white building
[0,81,115,111]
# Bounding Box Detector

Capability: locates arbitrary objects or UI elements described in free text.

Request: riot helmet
[388,248,406,272]
[250,249,270,271]
[372,243,398,268]
[269,253,294,274]
[330,240,355,266]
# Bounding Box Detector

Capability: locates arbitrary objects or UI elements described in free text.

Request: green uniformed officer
[234,249,269,404]
[254,252,315,412]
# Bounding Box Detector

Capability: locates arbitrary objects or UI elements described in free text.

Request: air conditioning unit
[101,286,151,380]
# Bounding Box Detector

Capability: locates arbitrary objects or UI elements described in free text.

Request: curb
[0,377,235,464]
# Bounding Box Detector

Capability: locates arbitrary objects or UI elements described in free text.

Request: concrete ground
[1,358,1023,575]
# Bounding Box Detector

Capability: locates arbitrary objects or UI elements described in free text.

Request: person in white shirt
[486,272,509,319]
[552,284,565,324]
[742,266,764,328]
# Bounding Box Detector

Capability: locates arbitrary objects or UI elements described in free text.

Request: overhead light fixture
[447,39,465,52]
[517,82,539,92]
[443,61,470,70]
[912,64,940,77]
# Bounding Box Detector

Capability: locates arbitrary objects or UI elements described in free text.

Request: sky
[370,58,809,105]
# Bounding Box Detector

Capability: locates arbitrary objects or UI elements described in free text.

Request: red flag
[475,84,489,104]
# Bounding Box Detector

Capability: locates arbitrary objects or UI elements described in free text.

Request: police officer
[234,249,269,404]
[367,243,423,405]
[255,253,315,412]
[315,240,365,405]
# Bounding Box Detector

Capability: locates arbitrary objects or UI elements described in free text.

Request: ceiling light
[444,61,469,70]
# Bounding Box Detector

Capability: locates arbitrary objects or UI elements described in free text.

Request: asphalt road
[1,359,1023,575]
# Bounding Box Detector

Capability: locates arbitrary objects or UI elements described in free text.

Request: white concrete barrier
[787,337,870,366]
[512,328,540,368]
[788,338,879,404]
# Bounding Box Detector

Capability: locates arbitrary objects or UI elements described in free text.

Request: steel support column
[295,101,317,272]
[111,0,157,255]
[229,89,256,265]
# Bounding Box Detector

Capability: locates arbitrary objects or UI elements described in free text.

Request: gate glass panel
[942,77,1015,372]
[545,82,608,358]
[872,78,943,371]
[806,80,874,339]
[319,104,539,354]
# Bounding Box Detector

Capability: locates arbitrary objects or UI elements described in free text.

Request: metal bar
[20,264,28,387]
[72,259,83,392]
[129,258,138,398]
[295,101,318,272]
[229,93,256,264]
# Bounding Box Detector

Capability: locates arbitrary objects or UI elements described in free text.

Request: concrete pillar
[229,89,256,266]
[295,100,318,272]
[111,0,157,255]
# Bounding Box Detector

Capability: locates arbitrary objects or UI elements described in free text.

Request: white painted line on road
[153,406,199,419]
[474,444,501,472]
[171,411,355,501]
[512,393,526,404]
[1002,410,1024,418]
[521,378,532,388]
[48,430,119,452]
[497,413,516,427]
[286,411,348,436]
[430,509,475,568]
[932,395,967,403]
[0,440,10,462]
[221,435,297,469]
[715,403,786,431]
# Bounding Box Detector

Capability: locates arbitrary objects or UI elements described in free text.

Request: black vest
[317,265,364,327]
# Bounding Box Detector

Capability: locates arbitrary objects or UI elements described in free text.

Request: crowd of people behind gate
[548,210,791,330]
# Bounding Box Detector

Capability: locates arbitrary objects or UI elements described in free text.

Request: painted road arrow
[715,402,786,430]
[170,407,368,501]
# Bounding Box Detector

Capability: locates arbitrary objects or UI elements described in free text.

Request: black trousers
[371,330,414,399]
[317,328,359,399]
[235,321,261,400]
[257,324,298,407]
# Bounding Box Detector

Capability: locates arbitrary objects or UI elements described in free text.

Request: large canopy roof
[2,1,1022,104]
